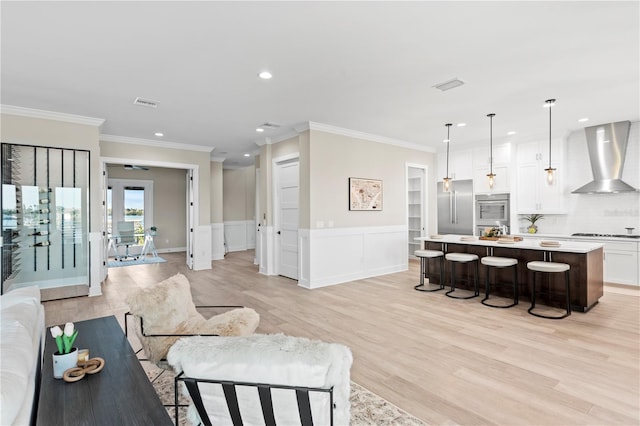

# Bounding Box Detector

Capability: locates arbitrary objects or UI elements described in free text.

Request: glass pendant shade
[443,123,453,192]
[487,172,496,188]
[545,167,556,184]
[443,177,451,192]
[545,99,556,185]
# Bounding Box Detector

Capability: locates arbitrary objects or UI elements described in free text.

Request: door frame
[100,157,199,270]
[406,163,429,253]
[272,153,299,280]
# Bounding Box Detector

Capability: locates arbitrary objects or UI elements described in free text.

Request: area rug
[107,256,166,268]
[143,363,426,425]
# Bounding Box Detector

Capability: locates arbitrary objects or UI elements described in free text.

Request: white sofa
[0,286,45,425]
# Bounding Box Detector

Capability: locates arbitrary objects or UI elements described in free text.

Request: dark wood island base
[420,238,604,313]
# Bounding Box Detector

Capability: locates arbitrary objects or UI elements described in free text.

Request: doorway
[274,157,299,280]
[101,158,198,273]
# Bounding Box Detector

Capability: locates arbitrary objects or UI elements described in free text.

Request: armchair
[167,334,353,426]
[125,273,260,365]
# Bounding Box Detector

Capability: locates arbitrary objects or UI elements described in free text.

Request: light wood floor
[43,251,640,425]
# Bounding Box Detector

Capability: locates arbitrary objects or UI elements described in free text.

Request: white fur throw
[167,334,353,426]
[126,273,260,364]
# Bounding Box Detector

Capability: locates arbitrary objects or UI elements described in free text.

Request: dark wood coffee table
[37,315,172,425]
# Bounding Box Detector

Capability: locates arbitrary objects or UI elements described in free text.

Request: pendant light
[442,123,452,192]
[486,113,496,189]
[544,99,556,185]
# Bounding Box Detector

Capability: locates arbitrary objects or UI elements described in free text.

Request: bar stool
[414,249,445,292]
[481,256,519,308]
[527,261,571,319]
[444,253,479,299]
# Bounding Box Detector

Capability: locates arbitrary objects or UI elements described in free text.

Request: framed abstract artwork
[349,177,383,211]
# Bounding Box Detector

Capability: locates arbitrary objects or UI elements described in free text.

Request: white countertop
[512,232,640,243]
[416,235,603,253]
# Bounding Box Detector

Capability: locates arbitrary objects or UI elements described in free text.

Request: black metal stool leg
[446,260,479,300]
[528,270,571,319]
[565,270,572,317]
[514,264,519,304]
[439,256,445,289]
[415,256,445,292]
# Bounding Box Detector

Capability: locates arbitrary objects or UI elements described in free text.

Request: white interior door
[275,160,299,280]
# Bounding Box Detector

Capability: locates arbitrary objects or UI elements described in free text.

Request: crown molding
[306,121,435,153]
[1,104,105,127]
[210,156,226,163]
[100,134,213,153]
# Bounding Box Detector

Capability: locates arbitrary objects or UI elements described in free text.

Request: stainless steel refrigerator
[437,179,474,235]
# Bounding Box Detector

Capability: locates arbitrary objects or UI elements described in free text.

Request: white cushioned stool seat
[445,253,478,263]
[482,256,518,268]
[415,250,444,258]
[527,261,570,273]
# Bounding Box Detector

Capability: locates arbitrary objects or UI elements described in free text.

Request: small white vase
[53,347,78,379]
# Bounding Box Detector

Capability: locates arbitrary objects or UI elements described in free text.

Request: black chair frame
[414,254,445,292]
[124,305,244,410]
[445,258,480,299]
[174,372,334,426]
[481,263,519,308]
[528,270,571,319]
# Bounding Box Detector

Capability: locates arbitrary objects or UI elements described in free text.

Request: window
[107,179,153,246]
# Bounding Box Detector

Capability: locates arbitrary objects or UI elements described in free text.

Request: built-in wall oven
[475,193,510,235]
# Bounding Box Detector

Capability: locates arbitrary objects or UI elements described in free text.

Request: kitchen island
[416,235,604,312]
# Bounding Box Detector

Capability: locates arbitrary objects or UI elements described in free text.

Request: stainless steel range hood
[572,121,637,193]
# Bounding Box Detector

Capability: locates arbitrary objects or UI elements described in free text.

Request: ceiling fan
[123,164,149,171]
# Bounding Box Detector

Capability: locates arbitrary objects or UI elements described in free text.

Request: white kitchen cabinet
[603,241,639,286]
[568,237,639,286]
[473,143,512,194]
[515,139,566,214]
[437,149,473,181]
[473,165,510,194]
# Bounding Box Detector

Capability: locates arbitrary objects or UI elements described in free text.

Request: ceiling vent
[133,97,159,108]
[433,78,465,92]
[261,122,281,129]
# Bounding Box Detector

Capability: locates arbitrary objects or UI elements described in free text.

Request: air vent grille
[261,122,281,128]
[133,97,159,108]
[433,78,465,92]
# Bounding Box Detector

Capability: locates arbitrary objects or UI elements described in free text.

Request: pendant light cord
[488,113,495,174]
[547,99,555,168]
[446,124,450,177]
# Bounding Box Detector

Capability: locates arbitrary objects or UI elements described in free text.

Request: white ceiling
[2,1,638,168]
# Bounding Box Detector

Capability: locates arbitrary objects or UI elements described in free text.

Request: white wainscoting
[299,225,408,289]
[211,223,225,260]
[224,220,256,253]
[193,225,212,271]
[90,232,103,297]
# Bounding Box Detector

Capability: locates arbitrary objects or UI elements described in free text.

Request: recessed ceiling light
[243,153,251,157]
[258,71,272,80]
[507,131,517,136]
[154,132,164,137]
[578,117,589,123]
[457,123,466,127]
[256,128,264,133]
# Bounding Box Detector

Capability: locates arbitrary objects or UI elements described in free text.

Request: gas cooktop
[572,233,640,239]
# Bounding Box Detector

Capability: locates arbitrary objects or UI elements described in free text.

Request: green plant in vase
[50,322,78,354]
[524,214,544,234]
